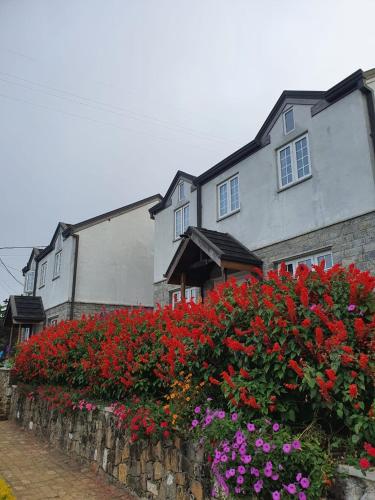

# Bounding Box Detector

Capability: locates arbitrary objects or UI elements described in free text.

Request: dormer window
[174,203,189,240]
[283,107,295,134]
[24,271,35,293]
[39,262,47,287]
[53,234,62,279]
[178,182,185,201]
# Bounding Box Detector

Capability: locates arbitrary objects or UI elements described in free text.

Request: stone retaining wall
[9,387,210,499]
[0,368,11,419]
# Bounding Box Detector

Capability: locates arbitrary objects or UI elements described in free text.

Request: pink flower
[284,483,297,494]
[272,423,280,432]
[255,438,264,448]
[194,406,201,414]
[247,423,255,432]
[282,443,292,454]
[300,477,310,489]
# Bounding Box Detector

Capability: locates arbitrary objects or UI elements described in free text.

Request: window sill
[38,284,45,289]
[277,174,312,193]
[52,275,60,281]
[217,208,240,222]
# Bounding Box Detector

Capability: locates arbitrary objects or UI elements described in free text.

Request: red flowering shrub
[14,263,375,447]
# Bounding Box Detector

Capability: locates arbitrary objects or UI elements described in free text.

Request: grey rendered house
[150,68,375,307]
[21,194,161,335]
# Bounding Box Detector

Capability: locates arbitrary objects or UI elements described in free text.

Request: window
[177,182,185,201]
[53,251,62,278]
[171,287,200,308]
[20,327,30,342]
[278,134,311,188]
[283,108,295,134]
[218,175,240,219]
[174,204,189,239]
[39,262,47,287]
[48,317,58,326]
[24,271,35,293]
[282,251,333,275]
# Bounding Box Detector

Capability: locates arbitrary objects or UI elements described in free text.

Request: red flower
[288,359,304,378]
[364,442,375,458]
[315,327,324,346]
[348,384,358,399]
[359,353,369,370]
[325,369,336,382]
[301,319,311,328]
[359,458,371,470]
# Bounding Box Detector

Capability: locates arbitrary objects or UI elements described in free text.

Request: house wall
[75,199,158,308]
[200,90,375,251]
[154,179,197,283]
[36,234,76,312]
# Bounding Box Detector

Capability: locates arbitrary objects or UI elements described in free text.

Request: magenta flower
[255,438,264,448]
[231,412,238,421]
[296,473,302,481]
[254,480,263,493]
[238,465,246,474]
[300,477,310,489]
[237,475,244,485]
[250,467,260,477]
[204,416,213,426]
[263,442,271,453]
[217,410,225,419]
[194,406,201,414]
[247,423,256,432]
[223,445,230,453]
[241,454,252,464]
[282,443,292,454]
[235,486,241,494]
[292,440,302,450]
[220,454,228,463]
[272,492,281,500]
[191,419,199,428]
[272,423,280,432]
[272,473,279,481]
[264,467,273,477]
[348,304,356,312]
[231,451,236,460]
[285,483,297,494]
[298,493,307,500]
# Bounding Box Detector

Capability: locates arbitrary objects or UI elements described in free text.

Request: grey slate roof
[4,295,45,324]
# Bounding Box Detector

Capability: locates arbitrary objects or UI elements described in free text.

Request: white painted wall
[201,89,375,251]
[154,178,197,282]
[75,198,158,307]
[36,232,75,310]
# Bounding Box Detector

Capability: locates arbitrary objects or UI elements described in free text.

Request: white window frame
[171,287,200,309]
[24,271,35,293]
[48,316,58,326]
[53,250,62,278]
[20,327,30,342]
[39,262,47,287]
[177,181,185,201]
[174,203,189,240]
[277,134,311,189]
[283,107,295,135]
[217,174,240,219]
[282,251,333,275]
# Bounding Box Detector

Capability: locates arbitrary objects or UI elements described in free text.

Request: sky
[0,0,375,303]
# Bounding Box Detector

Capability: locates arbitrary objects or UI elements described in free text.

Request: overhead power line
[0,246,46,249]
[0,257,23,285]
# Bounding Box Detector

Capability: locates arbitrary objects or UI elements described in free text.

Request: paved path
[0,421,137,500]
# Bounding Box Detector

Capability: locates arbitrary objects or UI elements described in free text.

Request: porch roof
[3,295,45,326]
[165,227,262,285]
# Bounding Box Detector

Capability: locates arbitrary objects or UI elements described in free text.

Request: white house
[22,194,161,331]
[150,68,375,306]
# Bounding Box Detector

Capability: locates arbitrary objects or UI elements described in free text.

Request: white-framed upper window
[174,203,189,240]
[24,271,35,293]
[277,134,311,188]
[283,251,333,275]
[218,175,240,219]
[53,251,62,278]
[171,287,200,308]
[283,107,295,134]
[39,262,47,287]
[177,182,185,201]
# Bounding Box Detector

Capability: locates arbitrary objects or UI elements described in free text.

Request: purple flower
[217,410,225,419]
[220,454,228,463]
[296,473,302,482]
[237,475,244,484]
[254,480,263,493]
[238,465,246,474]
[250,467,260,477]
[241,454,252,464]
[272,423,280,432]
[255,438,264,448]
[272,492,281,500]
[223,445,230,453]
[231,412,238,421]
[239,444,247,455]
[282,443,292,454]
[194,406,201,414]
[234,487,241,494]
[299,493,307,500]
[292,440,302,450]
[348,304,356,312]
[204,416,213,426]
[231,451,236,460]
[207,397,213,401]
[191,419,199,428]
[247,423,256,432]
[272,473,279,481]
[215,450,222,460]
[284,483,297,494]
[264,467,273,477]
[263,442,271,453]
[300,477,310,489]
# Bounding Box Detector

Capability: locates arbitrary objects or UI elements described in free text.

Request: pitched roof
[165,226,262,284]
[4,295,45,325]
[149,171,196,218]
[22,247,41,275]
[36,194,162,261]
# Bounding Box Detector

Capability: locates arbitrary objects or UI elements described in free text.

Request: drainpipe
[197,184,202,228]
[360,84,375,177]
[69,234,79,320]
[32,260,39,297]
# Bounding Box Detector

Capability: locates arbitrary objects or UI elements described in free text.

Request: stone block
[122,442,130,460]
[190,480,204,500]
[129,460,141,476]
[147,481,159,496]
[118,463,128,484]
[153,441,163,461]
[154,461,164,480]
[165,447,181,472]
[176,472,186,486]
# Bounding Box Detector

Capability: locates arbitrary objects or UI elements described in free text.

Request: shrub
[0,478,15,500]
[14,263,375,450]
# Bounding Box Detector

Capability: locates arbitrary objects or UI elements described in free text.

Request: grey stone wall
[10,387,210,499]
[255,211,375,274]
[154,211,375,307]
[0,368,11,419]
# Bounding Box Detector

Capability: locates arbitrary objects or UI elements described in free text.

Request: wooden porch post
[181,272,186,299]
[17,324,22,344]
[222,267,228,282]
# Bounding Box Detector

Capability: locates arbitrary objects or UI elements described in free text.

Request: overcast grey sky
[0,0,374,303]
